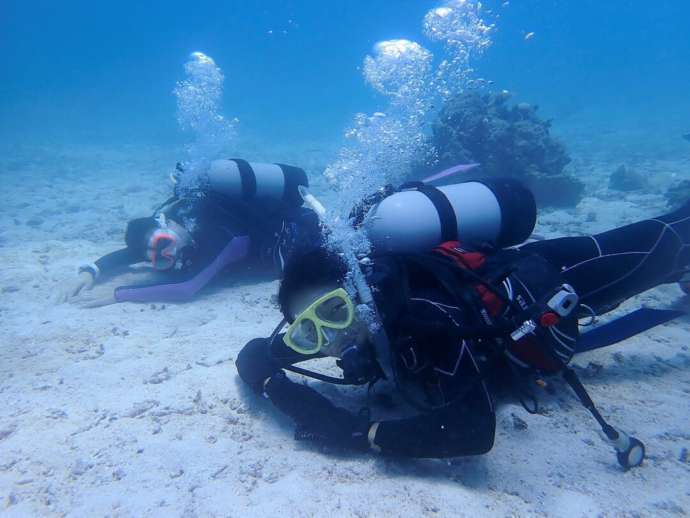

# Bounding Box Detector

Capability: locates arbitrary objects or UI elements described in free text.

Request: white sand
[1,142,689,517]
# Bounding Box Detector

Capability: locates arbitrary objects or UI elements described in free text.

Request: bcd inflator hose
[562,367,645,470]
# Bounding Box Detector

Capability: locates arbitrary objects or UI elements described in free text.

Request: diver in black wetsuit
[236,200,690,465]
[57,159,322,307]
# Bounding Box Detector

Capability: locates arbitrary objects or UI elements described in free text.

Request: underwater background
[2,0,690,150]
[1,1,690,516]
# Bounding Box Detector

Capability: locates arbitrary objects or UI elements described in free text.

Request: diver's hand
[72,293,117,309]
[55,271,95,304]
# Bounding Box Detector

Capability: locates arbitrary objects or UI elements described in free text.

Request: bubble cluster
[320,1,494,312]
[363,40,433,101]
[173,52,238,192]
[325,1,493,201]
[423,0,494,100]
[325,39,435,199]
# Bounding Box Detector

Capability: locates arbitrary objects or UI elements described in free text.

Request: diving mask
[283,288,355,355]
[146,214,187,271]
[147,228,182,271]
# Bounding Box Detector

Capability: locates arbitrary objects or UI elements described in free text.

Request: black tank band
[277,163,309,207]
[480,178,536,247]
[403,182,458,243]
[231,158,257,200]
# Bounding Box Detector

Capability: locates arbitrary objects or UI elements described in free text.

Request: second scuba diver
[57,159,322,307]
[237,177,690,469]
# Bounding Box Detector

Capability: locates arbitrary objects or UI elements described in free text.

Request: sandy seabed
[1,137,689,517]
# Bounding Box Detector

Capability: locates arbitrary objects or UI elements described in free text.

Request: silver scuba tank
[206,158,308,208]
[363,178,537,253]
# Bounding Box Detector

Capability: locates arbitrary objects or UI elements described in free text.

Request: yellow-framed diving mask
[283,288,355,355]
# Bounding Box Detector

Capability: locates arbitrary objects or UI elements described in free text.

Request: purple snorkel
[422,163,480,183]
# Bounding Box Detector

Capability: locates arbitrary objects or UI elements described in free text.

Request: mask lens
[315,295,350,325]
[288,319,320,353]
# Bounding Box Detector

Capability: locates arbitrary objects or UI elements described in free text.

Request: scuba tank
[362,178,537,252]
[203,158,308,208]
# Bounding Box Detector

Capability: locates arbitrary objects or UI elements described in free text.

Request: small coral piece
[608,165,648,192]
[665,180,690,209]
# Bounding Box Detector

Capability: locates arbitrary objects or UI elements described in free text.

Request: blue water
[2,3,690,515]
[3,0,688,149]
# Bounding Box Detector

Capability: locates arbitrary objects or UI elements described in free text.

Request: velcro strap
[231,158,257,200]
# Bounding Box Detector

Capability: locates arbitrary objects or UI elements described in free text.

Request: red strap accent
[475,284,503,317]
[434,241,486,270]
[434,241,502,315]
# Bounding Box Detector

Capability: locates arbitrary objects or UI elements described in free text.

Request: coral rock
[429,92,582,207]
[609,165,648,192]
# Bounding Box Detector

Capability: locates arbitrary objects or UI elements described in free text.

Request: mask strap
[269,318,287,343]
[155,212,168,228]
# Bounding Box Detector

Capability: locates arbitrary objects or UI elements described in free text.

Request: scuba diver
[236,177,690,470]
[58,159,322,307]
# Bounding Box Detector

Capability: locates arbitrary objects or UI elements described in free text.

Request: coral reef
[609,164,648,192]
[429,92,583,207]
[665,179,690,209]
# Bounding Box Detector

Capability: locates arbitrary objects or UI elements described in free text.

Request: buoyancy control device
[427,242,647,471]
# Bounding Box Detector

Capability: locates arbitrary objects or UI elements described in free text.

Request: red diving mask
[147,228,181,271]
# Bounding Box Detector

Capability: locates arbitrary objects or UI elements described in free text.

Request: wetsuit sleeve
[236,332,321,392]
[236,331,496,457]
[372,380,496,458]
[113,236,251,303]
[93,248,141,277]
[236,334,370,451]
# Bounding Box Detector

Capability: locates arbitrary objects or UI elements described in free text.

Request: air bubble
[173,52,238,193]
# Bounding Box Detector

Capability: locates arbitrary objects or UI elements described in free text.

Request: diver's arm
[113,236,251,303]
[237,333,494,456]
[263,372,370,450]
[57,247,139,303]
[236,335,370,451]
[369,381,496,458]
[69,248,138,294]
[90,247,142,279]
[257,360,495,457]
[236,334,322,391]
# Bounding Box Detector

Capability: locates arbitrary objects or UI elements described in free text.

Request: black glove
[294,407,371,452]
[336,345,383,385]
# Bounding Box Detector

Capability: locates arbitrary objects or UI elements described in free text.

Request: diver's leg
[522,202,690,314]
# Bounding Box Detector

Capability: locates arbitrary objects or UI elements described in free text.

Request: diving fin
[576,308,685,353]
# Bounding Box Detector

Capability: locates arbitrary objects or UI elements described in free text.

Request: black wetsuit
[237,202,690,458]
[92,196,322,302]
